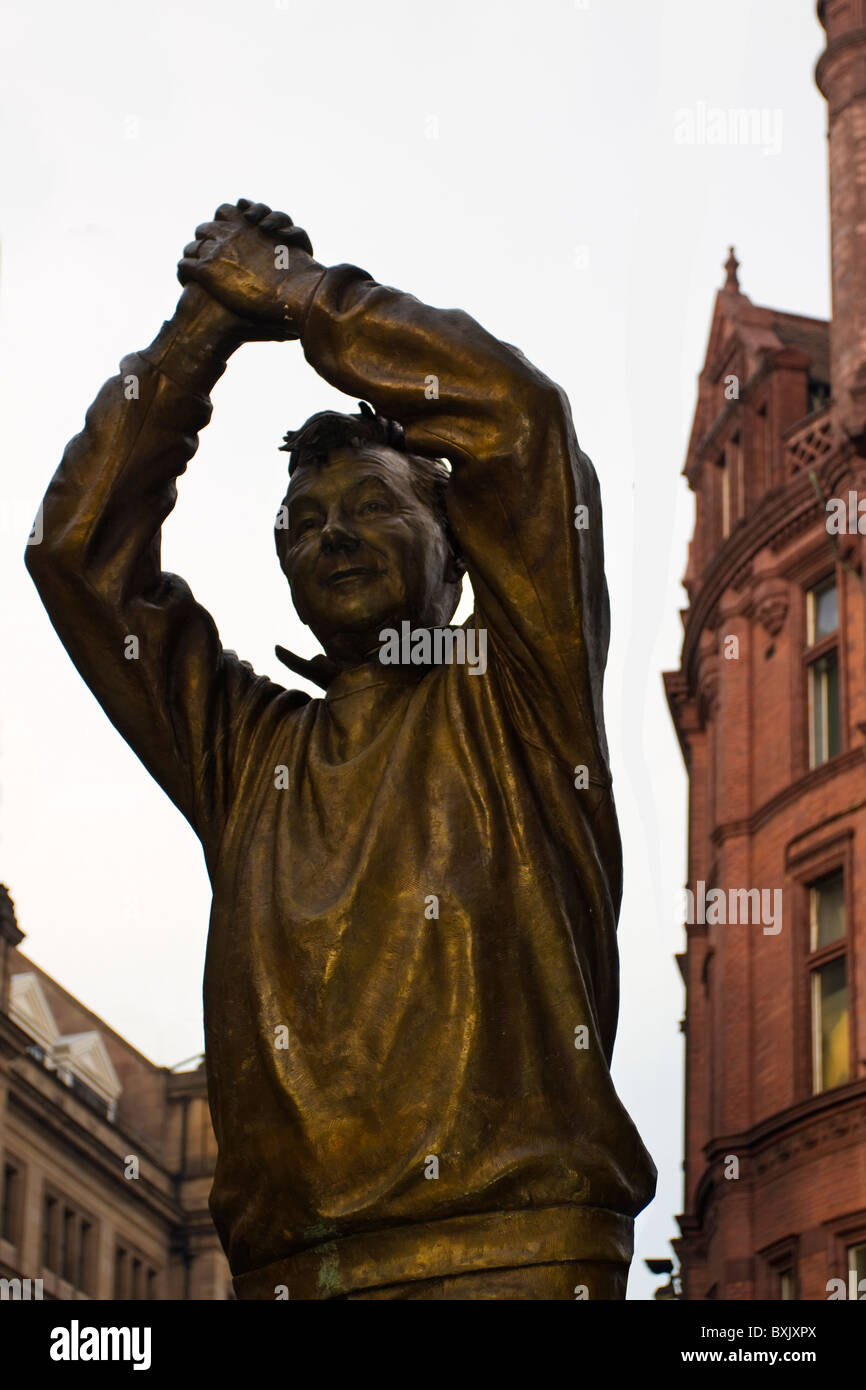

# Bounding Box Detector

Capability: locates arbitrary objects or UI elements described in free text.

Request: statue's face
[282,446,461,664]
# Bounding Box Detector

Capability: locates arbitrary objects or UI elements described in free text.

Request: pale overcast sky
[1,0,830,1298]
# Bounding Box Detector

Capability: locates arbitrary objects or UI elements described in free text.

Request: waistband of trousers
[232,1203,635,1300]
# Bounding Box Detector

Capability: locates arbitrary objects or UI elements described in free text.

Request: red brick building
[665,0,866,1300]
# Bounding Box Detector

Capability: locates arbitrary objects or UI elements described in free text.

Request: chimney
[816,0,866,445]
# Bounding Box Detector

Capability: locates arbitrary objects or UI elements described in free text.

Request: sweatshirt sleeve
[299,264,614,788]
[24,335,304,859]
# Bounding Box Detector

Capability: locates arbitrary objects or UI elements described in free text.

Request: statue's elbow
[24,524,49,583]
[24,512,81,591]
[491,373,569,465]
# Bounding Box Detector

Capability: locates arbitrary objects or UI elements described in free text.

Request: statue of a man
[26,200,656,1300]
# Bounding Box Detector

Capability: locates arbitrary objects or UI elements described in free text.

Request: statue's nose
[320,520,359,553]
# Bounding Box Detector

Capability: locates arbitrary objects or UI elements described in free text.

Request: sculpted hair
[274,402,465,580]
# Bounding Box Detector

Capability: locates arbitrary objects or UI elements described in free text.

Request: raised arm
[179,203,615,787]
[301,269,613,773]
[25,214,314,851]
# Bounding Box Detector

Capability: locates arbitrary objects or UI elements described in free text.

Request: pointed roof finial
[724,246,740,292]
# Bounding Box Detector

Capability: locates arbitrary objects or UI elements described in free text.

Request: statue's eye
[362,499,387,514]
[295,517,318,534]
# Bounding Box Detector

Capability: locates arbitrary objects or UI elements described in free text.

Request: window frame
[114,1244,129,1300]
[804,573,842,769]
[759,1235,800,1300]
[720,457,731,540]
[827,1211,866,1297]
[113,1240,157,1301]
[41,1191,58,1273]
[848,1240,866,1287]
[77,1219,94,1296]
[807,869,851,1095]
[730,432,744,521]
[39,1189,97,1292]
[0,1159,21,1248]
[787,831,858,1103]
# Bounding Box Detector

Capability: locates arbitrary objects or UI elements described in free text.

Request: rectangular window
[758,404,772,489]
[807,578,838,645]
[114,1246,128,1300]
[42,1194,57,1271]
[849,1242,866,1291]
[808,870,850,1095]
[62,1208,76,1283]
[810,871,845,950]
[1,1163,19,1245]
[812,955,850,1092]
[731,433,743,519]
[147,1268,158,1301]
[58,1205,67,1281]
[808,651,840,765]
[131,1256,142,1300]
[760,1238,800,1300]
[77,1221,92,1294]
[721,462,731,539]
[806,577,840,768]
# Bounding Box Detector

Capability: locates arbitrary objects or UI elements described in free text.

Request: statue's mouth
[325,567,381,587]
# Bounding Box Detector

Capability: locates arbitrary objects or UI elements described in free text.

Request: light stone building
[0,884,231,1300]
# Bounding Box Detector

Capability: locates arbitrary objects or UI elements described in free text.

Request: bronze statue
[26,200,656,1299]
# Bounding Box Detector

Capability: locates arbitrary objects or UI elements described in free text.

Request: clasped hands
[176,198,320,343]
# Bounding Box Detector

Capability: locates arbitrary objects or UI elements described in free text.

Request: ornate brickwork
[664,5,866,1301]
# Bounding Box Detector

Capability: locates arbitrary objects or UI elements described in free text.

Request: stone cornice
[688,1080,866,1224]
[680,473,817,682]
[0,1013,33,1062]
[6,1069,182,1227]
[678,434,860,690]
[710,750,866,846]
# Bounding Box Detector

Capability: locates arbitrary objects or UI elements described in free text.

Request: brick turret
[817,0,866,442]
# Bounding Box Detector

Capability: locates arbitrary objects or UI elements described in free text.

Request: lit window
[849,1243,866,1295]
[812,957,849,1091]
[779,1270,795,1300]
[809,872,849,1094]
